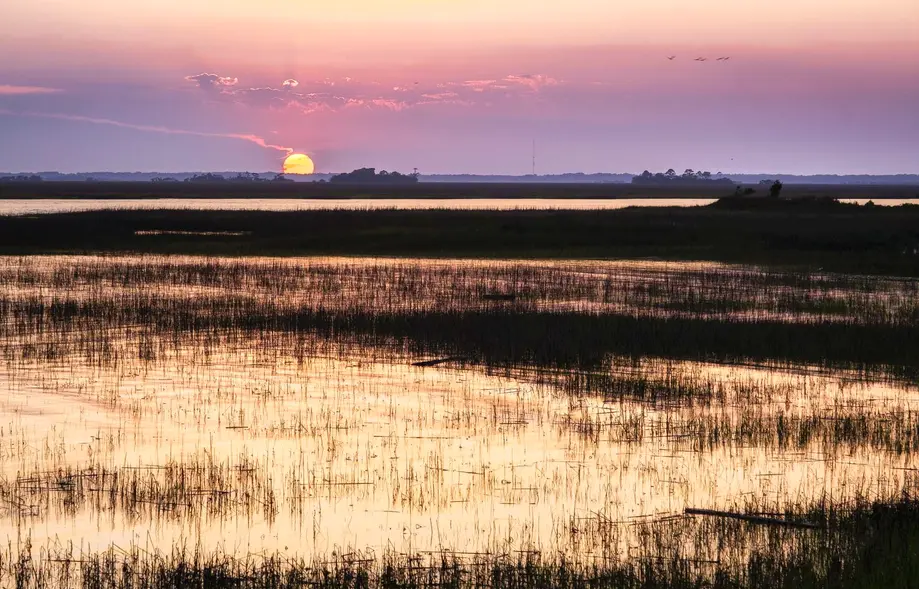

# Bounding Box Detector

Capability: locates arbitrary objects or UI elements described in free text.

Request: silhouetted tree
[632,169,733,186]
[185,173,226,183]
[769,180,784,198]
[330,168,419,184]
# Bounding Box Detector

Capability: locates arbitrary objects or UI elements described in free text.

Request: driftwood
[412,356,470,367]
[481,293,516,302]
[684,508,823,530]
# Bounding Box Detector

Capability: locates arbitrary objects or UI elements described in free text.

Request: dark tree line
[0,175,42,183]
[329,168,419,185]
[181,173,292,183]
[632,169,734,186]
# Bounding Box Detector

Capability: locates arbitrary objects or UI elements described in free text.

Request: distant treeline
[632,169,735,186]
[4,171,918,185]
[328,168,419,184]
[162,172,294,183]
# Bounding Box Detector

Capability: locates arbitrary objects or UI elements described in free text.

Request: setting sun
[283,153,315,175]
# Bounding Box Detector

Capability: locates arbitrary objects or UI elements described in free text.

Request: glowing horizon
[1,0,917,174]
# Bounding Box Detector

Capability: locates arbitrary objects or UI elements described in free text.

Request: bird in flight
[695,57,708,61]
[667,56,676,60]
[717,57,731,61]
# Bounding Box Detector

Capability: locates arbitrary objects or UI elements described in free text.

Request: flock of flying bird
[667,56,731,61]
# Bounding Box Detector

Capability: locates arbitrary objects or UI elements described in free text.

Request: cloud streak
[0,109,293,155]
[0,85,62,95]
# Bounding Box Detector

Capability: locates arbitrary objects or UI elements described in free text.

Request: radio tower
[532,139,536,176]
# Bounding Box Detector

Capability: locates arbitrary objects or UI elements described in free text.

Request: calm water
[1,198,714,214]
[0,256,916,572]
[1,198,917,216]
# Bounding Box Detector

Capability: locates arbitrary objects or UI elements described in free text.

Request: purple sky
[1,0,918,175]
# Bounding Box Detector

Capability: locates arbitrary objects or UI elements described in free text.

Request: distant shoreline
[4,172,919,185]
[1,181,917,200]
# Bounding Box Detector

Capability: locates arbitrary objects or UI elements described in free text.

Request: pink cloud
[421,91,459,100]
[295,102,334,115]
[450,75,559,93]
[184,73,239,89]
[460,80,498,92]
[369,98,408,111]
[504,74,559,91]
[0,85,62,95]
[181,71,567,116]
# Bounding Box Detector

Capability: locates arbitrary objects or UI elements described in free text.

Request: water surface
[2,197,916,216]
[1,198,715,215]
[0,256,916,571]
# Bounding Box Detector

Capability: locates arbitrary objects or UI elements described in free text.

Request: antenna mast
[532,139,536,176]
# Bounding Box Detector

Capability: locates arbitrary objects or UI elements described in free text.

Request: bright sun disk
[283,153,315,175]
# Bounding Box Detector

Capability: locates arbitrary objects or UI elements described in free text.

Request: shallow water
[0,198,721,215]
[0,255,917,568]
[0,197,917,216]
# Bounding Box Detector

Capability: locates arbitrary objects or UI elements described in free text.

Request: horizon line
[4,171,919,178]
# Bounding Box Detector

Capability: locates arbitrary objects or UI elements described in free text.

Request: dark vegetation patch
[3,180,918,200]
[1,205,918,275]
[3,258,918,381]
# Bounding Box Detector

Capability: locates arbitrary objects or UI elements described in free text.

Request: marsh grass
[2,204,919,274]
[4,493,919,588]
[1,257,917,379]
[0,455,278,523]
[2,256,919,587]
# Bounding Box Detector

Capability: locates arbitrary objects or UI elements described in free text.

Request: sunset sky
[1,0,917,174]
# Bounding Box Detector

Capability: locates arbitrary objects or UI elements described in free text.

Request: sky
[1,0,918,175]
